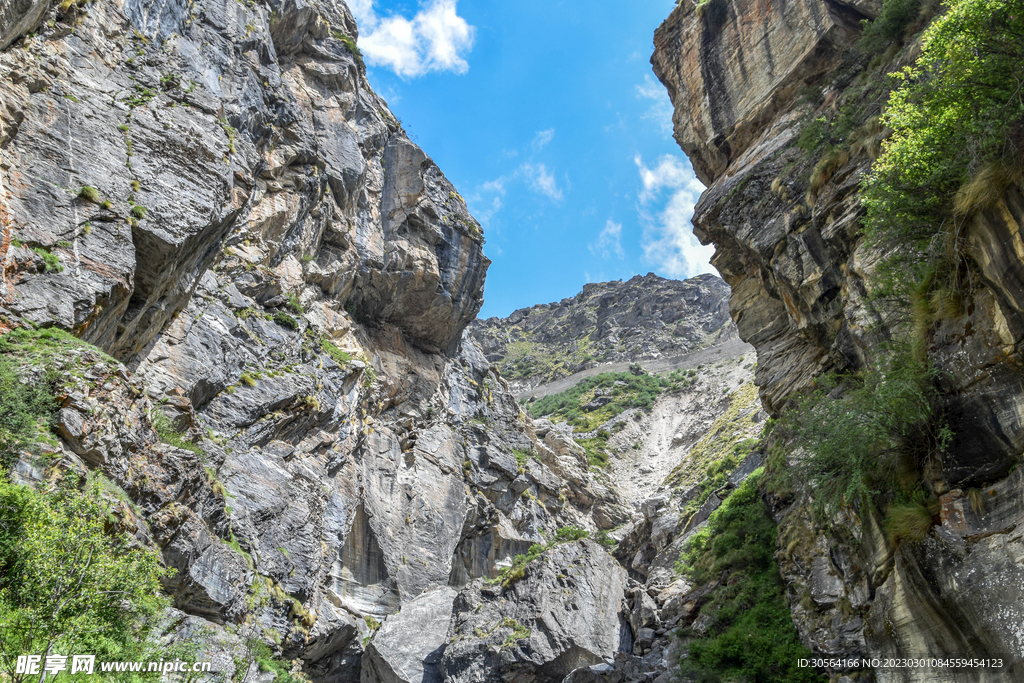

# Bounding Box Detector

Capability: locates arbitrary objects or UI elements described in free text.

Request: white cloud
[532,129,555,151]
[637,75,674,135]
[635,154,715,278]
[350,0,475,78]
[466,176,507,225]
[590,220,625,260]
[521,163,563,201]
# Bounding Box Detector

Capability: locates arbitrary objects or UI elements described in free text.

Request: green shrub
[285,292,304,314]
[239,372,257,387]
[862,0,1024,294]
[256,652,302,683]
[0,479,172,682]
[0,356,58,468]
[675,472,825,683]
[273,312,299,330]
[150,409,203,455]
[796,117,830,154]
[553,526,589,542]
[782,349,950,519]
[858,0,921,53]
[594,530,617,548]
[577,434,610,468]
[498,526,594,588]
[30,246,63,273]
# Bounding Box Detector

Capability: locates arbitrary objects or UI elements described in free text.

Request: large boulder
[361,587,457,683]
[441,539,630,683]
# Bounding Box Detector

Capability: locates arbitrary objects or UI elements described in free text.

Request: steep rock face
[652,0,873,186]
[0,1,629,680]
[0,0,486,360]
[653,0,1024,679]
[441,539,629,683]
[470,273,735,393]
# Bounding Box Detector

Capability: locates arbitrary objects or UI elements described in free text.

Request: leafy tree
[0,479,171,682]
[863,0,1024,289]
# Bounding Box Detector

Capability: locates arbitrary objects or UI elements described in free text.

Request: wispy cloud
[466,177,507,225]
[350,0,475,78]
[636,75,674,135]
[634,154,714,278]
[532,129,555,151]
[590,220,625,260]
[521,163,563,201]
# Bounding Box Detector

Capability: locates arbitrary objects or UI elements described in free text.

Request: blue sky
[349,0,714,318]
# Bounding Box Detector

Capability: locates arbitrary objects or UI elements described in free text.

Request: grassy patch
[529,368,697,431]
[273,312,299,330]
[150,409,202,456]
[285,292,304,315]
[498,617,530,648]
[0,327,113,461]
[885,499,934,545]
[498,526,591,588]
[30,246,63,273]
[77,185,99,202]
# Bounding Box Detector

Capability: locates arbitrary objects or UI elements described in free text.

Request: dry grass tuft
[953,163,1024,217]
[885,501,932,545]
[930,288,963,321]
[968,488,985,516]
[807,149,851,202]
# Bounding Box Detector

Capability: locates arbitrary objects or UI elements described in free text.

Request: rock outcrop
[653,0,1024,680]
[0,1,634,680]
[441,539,629,683]
[470,273,735,393]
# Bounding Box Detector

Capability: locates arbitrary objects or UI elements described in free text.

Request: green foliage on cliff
[676,471,824,683]
[780,350,950,519]
[501,338,596,384]
[863,0,1024,284]
[0,479,172,682]
[0,327,116,467]
[528,368,696,431]
[858,0,923,52]
[0,358,58,468]
[497,526,591,588]
[665,382,760,492]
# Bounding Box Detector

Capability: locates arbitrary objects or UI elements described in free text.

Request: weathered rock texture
[653,0,1024,680]
[470,273,736,393]
[0,1,635,680]
[441,539,629,683]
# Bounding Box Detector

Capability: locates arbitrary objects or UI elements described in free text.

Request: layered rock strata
[653,0,1024,680]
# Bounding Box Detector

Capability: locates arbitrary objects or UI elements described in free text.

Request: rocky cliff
[470,273,736,393]
[0,1,648,680]
[653,0,1024,680]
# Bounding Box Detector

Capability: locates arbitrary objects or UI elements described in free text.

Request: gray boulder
[361,587,457,683]
[442,539,630,683]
